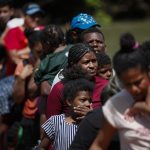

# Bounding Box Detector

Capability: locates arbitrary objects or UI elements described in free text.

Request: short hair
[96,52,111,67]
[63,78,94,103]
[41,24,65,50]
[0,0,13,8]
[80,27,105,42]
[27,30,44,48]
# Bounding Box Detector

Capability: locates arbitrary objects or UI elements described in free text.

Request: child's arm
[38,132,52,150]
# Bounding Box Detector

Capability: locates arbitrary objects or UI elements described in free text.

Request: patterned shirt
[42,114,78,150]
[0,75,14,114]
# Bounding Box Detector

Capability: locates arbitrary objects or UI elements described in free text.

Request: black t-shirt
[69,108,120,150]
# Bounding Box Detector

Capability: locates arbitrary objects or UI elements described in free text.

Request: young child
[96,52,112,80]
[38,78,94,150]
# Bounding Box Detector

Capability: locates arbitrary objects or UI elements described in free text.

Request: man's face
[82,32,106,53]
[24,13,42,28]
[0,6,13,24]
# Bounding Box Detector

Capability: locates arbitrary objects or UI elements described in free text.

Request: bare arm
[38,132,52,150]
[13,64,33,103]
[89,118,117,150]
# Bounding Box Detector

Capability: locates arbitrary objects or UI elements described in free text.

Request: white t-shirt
[103,89,150,150]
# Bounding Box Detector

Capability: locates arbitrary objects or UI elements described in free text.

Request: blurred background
[9,0,150,56]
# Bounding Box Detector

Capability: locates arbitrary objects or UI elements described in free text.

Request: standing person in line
[51,13,101,88]
[2,3,44,75]
[90,41,150,150]
[34,25,69,140]
[46,43,109,119]
[0,0,14,37]
[69,75,121,150]
[38,78,94,150]
[124,41,150,117]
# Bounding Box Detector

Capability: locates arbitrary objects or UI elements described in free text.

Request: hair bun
[120,32,137,52]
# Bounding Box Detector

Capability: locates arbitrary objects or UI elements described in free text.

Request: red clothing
[46,76,108,118]
[4,27,28,51]
[4,27,28,75]
[92,76,108,108]
[46,82,69,118]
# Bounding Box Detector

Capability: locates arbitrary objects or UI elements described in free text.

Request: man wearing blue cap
[23,3,44,29]
[66,13,101,44]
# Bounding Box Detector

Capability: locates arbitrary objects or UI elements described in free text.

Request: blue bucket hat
[71,13,100,30]
[24,3,44,16]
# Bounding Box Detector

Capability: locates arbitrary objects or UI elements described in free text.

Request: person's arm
[89,118,116,150]
[13,64,33,103]
[38,132,52,150]
[41,81,51,96]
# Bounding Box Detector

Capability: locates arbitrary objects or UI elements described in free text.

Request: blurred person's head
[120,32,139,50]
[113,40,149,102]
[80,27,106,53]
[41,24,65,56]
[96,52,112,80]
[23,3,44,28]
[0,0,14,28]
[66,13,100,44]
[26,29,44,60]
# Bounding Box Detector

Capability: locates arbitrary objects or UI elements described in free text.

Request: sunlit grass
[100,19,150,57]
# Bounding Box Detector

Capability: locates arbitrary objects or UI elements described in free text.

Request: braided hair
[68,43,95,67]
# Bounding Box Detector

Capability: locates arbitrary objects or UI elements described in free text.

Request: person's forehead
[0,5,11,10]
[84,32,104,40]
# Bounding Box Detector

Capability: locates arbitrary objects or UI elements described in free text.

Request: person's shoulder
[103,89,134,116]
[95,76,109,84]
[53,81,64,89]
[83,108,104,127]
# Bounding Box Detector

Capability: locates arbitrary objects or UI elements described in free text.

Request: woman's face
[120,66,150,102]
[77,51,98,77]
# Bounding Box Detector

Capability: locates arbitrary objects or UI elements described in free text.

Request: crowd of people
[0,0,150,150]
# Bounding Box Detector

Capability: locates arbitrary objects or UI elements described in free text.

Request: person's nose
[106,71,112,78]
[130,84,140,94]
[89,62,94,68]
[84,100,91,107]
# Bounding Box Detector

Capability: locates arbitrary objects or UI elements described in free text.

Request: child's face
[98,64,112,80]
[69,91,92,109]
